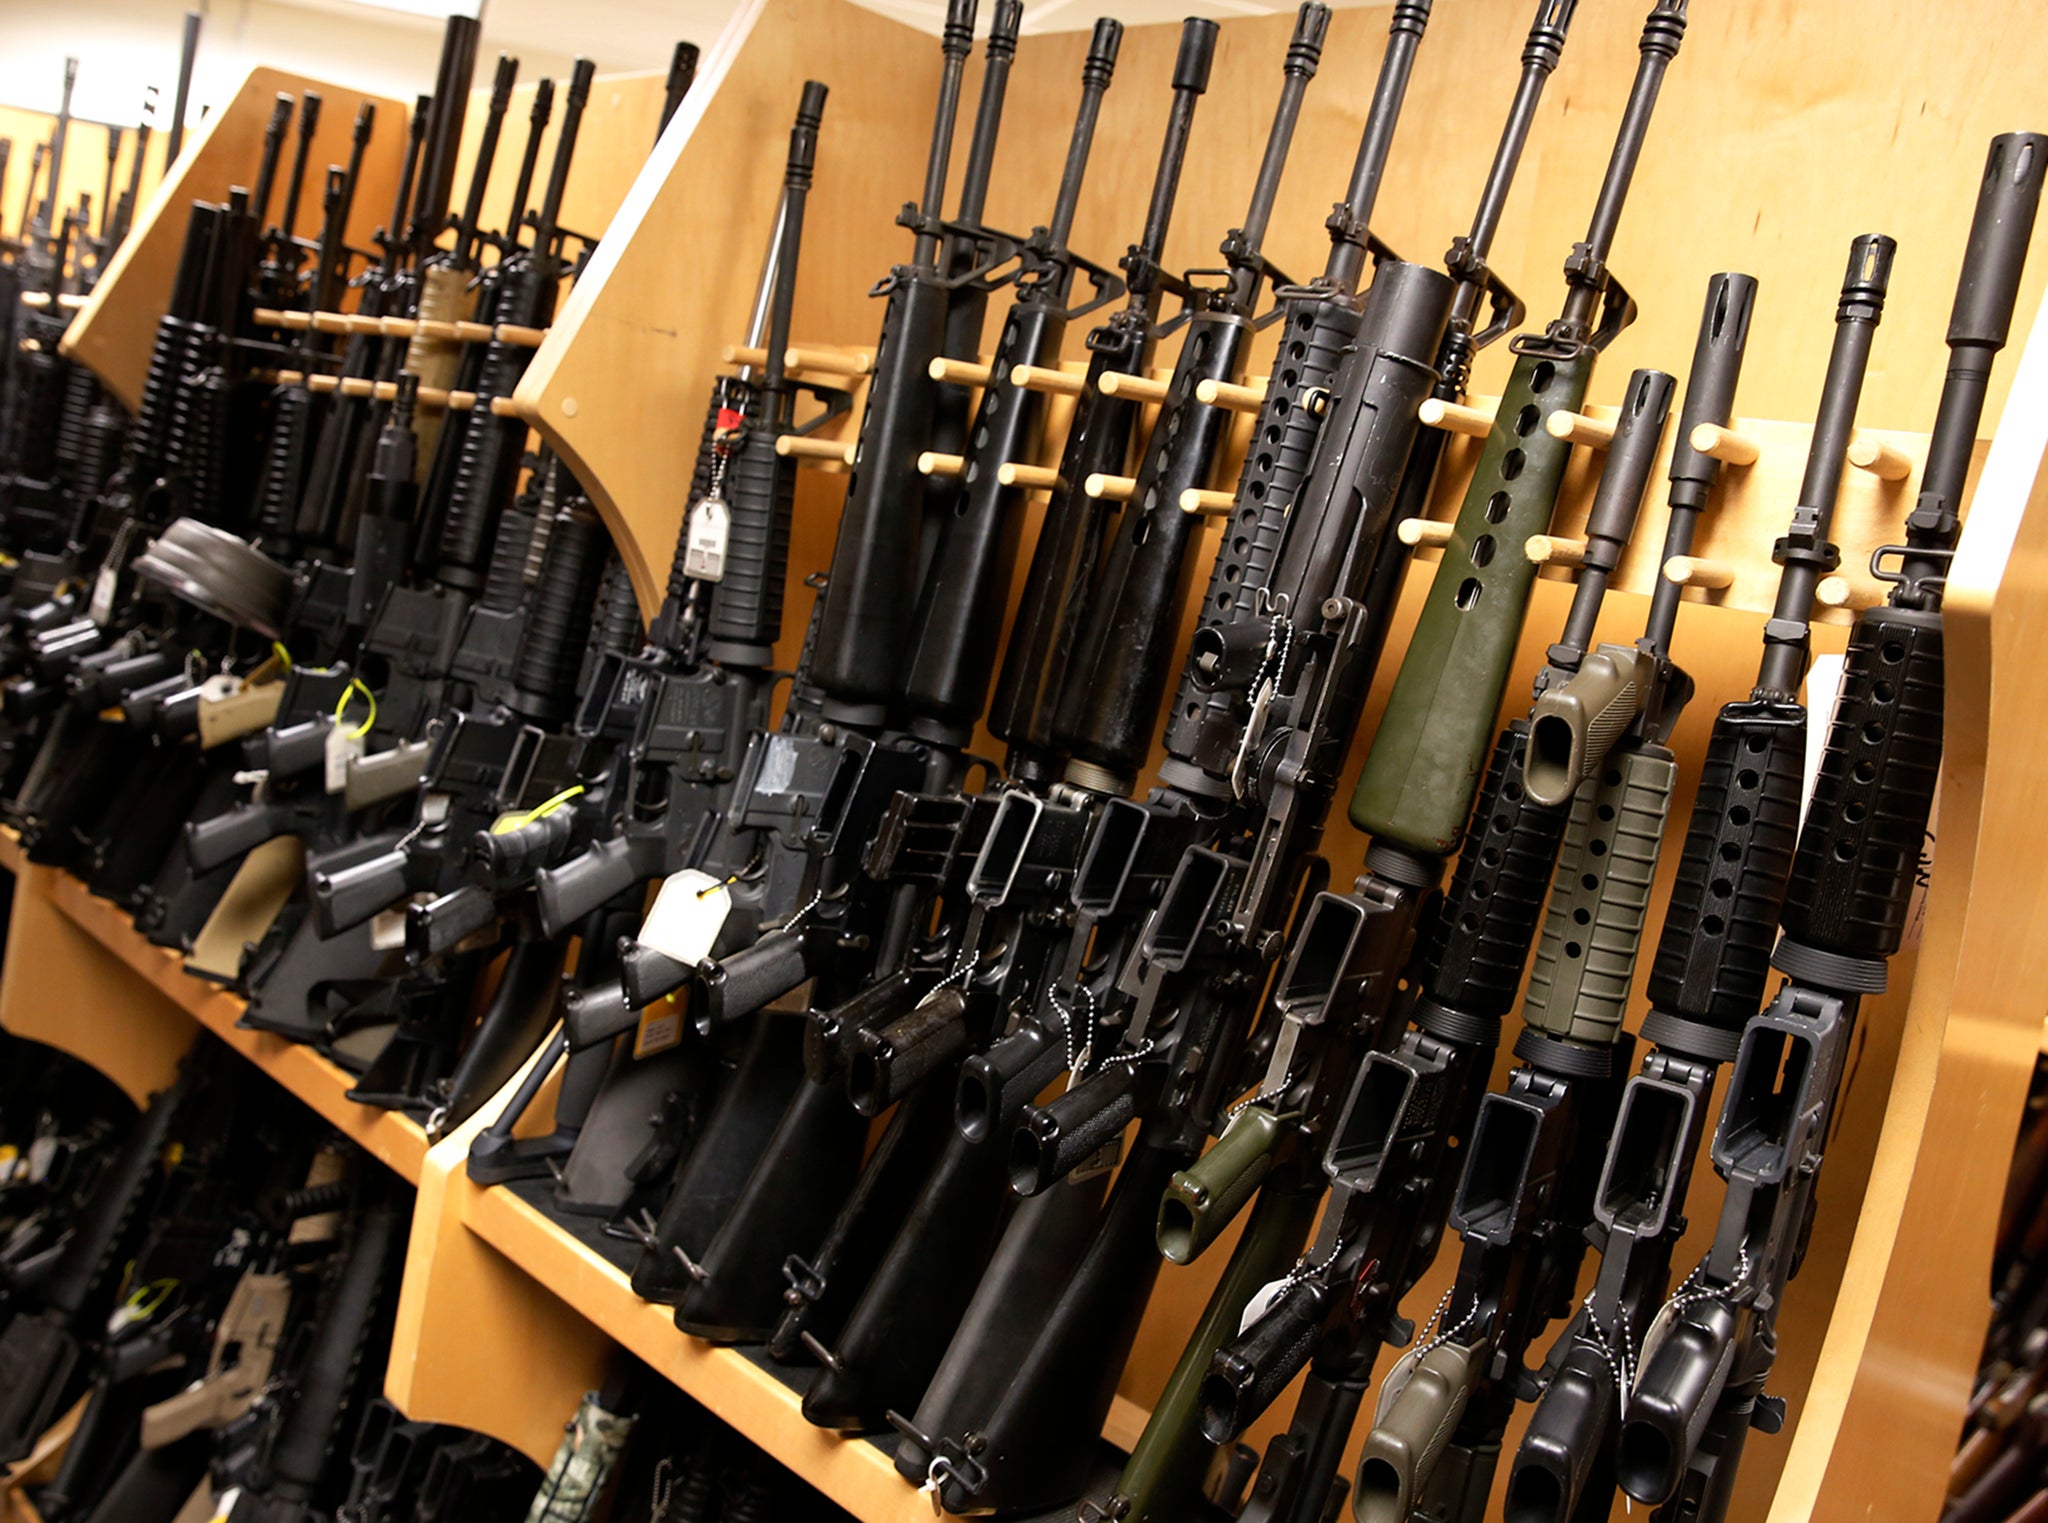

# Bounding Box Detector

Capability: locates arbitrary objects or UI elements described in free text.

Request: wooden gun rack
[12,5,2048,1522]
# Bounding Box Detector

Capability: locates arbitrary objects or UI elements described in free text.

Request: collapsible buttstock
[1505,1342,1615,1523]
[695,928,814,1032]
[1617,1296,1739,1505]
[847,987,967,1115]
[534,834,640,938]
[186,799,292,871]
[1524,643,1654,807]
[1354,1340,1479,1523]
[1158,1103,1285,1264]
[1200,1273,1325,1442]
[309,847,411,937]
[405,883,497,960]
[1010,1063,1135,1197]
[957,1021,1065,1142]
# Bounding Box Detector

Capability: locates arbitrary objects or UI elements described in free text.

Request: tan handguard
[1524,643,1657,808]
[140,1271,290,1448]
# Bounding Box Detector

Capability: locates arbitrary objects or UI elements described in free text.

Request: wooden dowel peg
[1848,434,1913,481]
[1525,535,1587,567]
[1818,575,1853,609]
[1545,410,1615,448]
[344,314,383,336]
[723,345,769,368]
[20,291,87,311]
[442,389,478,412]
[497,323,549,349]
[1179,488,1235,517]
[1010,363,1086,397]
[919,452,966,478]
[775,436,855,465]
[1397,518,1456,549]
[489,396,523,419]
[338,377,375,399]
[1664,555,1736,590]
[929,357,993,388]
[1419,398,1496,438]
[1085,473,1135,502]
[1098,372,1170,405]
[997,462,1062,491]
[1690,422,1760,467]
[312,312,351,335]
[450,320,495,343]
[1195,377,1268,414]
[787,345,873,377]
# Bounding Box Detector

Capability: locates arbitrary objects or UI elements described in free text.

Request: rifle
[165,12,201,169]
[1621,130,2046,1522]
[640,0,1045,1348]
[704,16,1137,1434]
[1066,12,1678,1523]
[468,76,830,1186]
[609,0,1018,1320]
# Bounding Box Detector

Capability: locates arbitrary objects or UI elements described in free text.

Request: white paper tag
[638,869,733,966]
[88,563,118,625]
[198,674,241,702]
[324,721,364,793]
[682,495,730,582]
[1238,1275,1291,1337]
[1798,654,1845,821]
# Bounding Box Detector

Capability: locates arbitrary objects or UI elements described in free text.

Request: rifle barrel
[165,12,200,167]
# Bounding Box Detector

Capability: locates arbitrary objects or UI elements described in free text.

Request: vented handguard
[1779,605,1943,970]
[706,420,794,656]
[1645,699,1805,1036]
[1522,744,1675,1047]
[1421,725,1570,1026]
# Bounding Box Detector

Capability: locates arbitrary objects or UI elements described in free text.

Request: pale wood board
[59,65,410,413]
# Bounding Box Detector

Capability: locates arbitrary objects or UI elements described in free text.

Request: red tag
[716,406,744,433]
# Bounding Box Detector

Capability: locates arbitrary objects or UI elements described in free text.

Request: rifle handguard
[1200,1273,1326,1441]
[535,834,642,938]
[1010,1063,1136,1197]
[405,883,497,960]
[310,847,411,937]
[1505,1340,1615,1523]
[694,928,814,1032]
[956,1020,1065,1141]
[1645,700,1806,1038]
[1354,1340,1480,1523]
[1779,604,1943,969]
[847,987,967,1115]
[1616,1295,1739,1505]
[0,1317,78,1463]
[1524,643,1655,807]
[1521,745,1675,1045]
[1158,1103,1286,1264]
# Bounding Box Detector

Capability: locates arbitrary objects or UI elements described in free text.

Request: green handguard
[1112,1172,1322,1523]
[1521,743,1675,1045]
[1525,641,1658,808]
[1157,1104,1291,1265]
[1353,1339,1481,1523]
[524,1390,636,1523]
[1349,347,1595,854]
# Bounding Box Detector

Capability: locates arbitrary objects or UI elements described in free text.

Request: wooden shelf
[0,829,428,1182]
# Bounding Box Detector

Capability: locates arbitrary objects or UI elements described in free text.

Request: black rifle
[610,0,1019,1325]
[1621,132,2045,1523]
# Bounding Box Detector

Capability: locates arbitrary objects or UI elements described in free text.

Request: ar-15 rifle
[643,4,1110,1354]
[466,74,830,1191]
[867,12,1444,1499]
[703,16,1138,1437]
[1621,132,2046,1523]
[1055,12,1680,1523]
[606,0,1023,1318]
